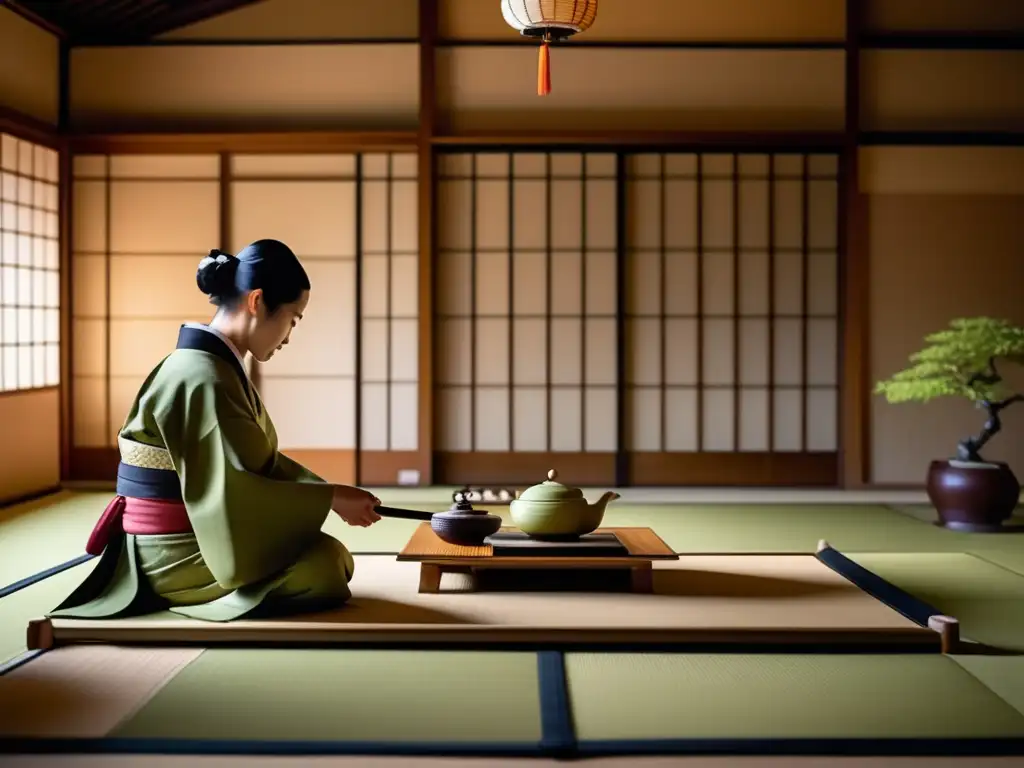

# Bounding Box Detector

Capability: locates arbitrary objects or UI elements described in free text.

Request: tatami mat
[563,654,1024,741]
[0,646,202,737]
[113,649,543,743]
[954,655,1024,719]
[851,553,1024,652]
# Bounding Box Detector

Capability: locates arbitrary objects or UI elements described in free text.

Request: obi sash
[85,437,193,556]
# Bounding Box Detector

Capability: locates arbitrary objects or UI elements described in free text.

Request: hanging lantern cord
[538,30,552,96]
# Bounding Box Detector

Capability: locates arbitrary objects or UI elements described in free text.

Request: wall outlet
[397,469,420,486]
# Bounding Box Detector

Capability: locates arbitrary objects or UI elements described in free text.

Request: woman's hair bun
[196,249,240,298]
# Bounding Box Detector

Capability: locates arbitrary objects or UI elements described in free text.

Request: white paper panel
[629,387,660,451]
[585,250,616,316]
[361,255,388,317]
[773,179,803,250]
[513,180,547,250]
[231,154,356,178]
[475,317,509,385]
[437,180,472,249]
[628,318,661,385]
[110,181,219,254]
[738,154,769,177]
[108,376,146,443]
[73,155,106,178]
[475,180,508,249]
[73,376,108,447]
[551,154,581,176]
[702,252,735,315]
[550,251,582,316]
[702,388,734,451]
[476,154,509,176]
[807,252,838,316]
[628,250,661,316]
[806,318,837,386]
[437,251,471,315]
[773,318,803,386]
[587,154,616,176]
[360,382,388,450]
[475,251,509,316]
[361,318,388,381]
[390,180,417,253]
[513,387,547,451]
[664,180,698,248]
[550,180,582,249]
[664,317,698,385]
[774,251,804,316]
[438,153,472,177]
[702,318,734,386]
[739,387,769,451]
[268,259,355,377]
[72,180,107,253]
[109,255,213,319]
[390,382,418,450]
[438,318,471,384]
[772,388,802,452]
[391,254,418,316]
[665,387,698,451]
[702,179,734,249]
[585,179,616,249]
[361,180,389,253]
[512,318,546,385]
[585,387,617,452]
[738,251,769,316]
[585,318,616,386]
[71,319,105,376]
[703,154,733,176]
[628,180,662,249]
[71,254,106,317]
[512,153,546,176]
[807,180,838,250]
[738,179,769,249]
[257,376,355,449]
[232,181,356,257]
[390,319,418,382]
[550,318,582,386]
[438,386,471,451]
[738,318,769,386]
[664,251,698,315]
[108,155,218,179]
[109,318,195,377]
[774,154,804,176]
[806,388,837,452]
[550,388,582,452]
[513,251,546,315]
[808,155,838,175]
[475,387,509,451]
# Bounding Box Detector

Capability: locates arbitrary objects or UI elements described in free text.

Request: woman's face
[248,289,309,363]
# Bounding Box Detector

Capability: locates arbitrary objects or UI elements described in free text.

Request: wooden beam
[416,0,438,487]
[0,105,61,148]
[58,40,72,482]
[67,131,418,154]
[431,130,845,149]
[0,0,67,38]
[839,0,869,489]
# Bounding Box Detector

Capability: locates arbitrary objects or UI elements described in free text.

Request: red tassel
[538,42,551,96]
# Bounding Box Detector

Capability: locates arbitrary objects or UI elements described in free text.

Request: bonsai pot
[926,459,1020,532]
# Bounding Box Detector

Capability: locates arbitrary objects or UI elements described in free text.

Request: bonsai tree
[875,317,1024,463]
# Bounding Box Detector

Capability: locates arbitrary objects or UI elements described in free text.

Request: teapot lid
[516,470,584,503]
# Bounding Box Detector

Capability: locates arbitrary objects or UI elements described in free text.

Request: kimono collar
[176,324,259,414]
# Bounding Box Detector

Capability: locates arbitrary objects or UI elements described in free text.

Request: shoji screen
[358,153,420,484]
[70,154,220,475]
[625,152,839,485]
[228,151,419,486]
[229,153,359,484]
[435,152,619,485]
[1,133,59,391]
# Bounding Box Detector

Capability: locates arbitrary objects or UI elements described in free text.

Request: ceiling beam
[0,0,68,38]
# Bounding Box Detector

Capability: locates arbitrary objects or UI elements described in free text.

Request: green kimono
[50,324,355,622]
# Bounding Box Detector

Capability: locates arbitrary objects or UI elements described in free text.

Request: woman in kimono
[51,239,381,622]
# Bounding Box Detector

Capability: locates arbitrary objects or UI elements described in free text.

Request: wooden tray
[483,531,628,558]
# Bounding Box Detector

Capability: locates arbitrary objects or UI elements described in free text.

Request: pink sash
[85,496,193,556]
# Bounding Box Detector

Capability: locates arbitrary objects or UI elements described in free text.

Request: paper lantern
[501,0,599,96]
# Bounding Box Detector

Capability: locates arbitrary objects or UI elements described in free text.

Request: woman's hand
[331,485,382,527]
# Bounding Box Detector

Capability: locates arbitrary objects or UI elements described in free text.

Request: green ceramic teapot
[509,469,620,540]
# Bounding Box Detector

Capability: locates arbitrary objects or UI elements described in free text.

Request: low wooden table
[397,524,679,594]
